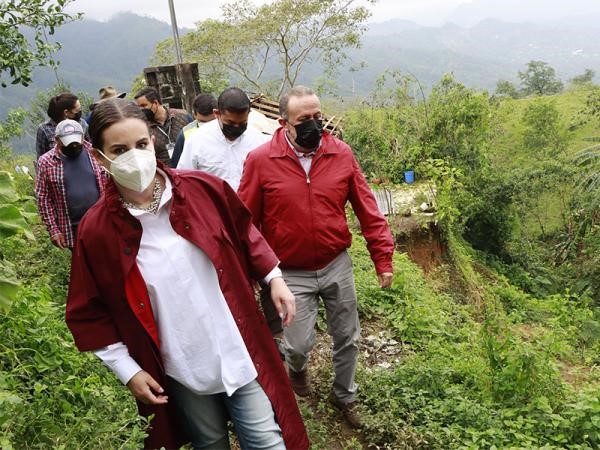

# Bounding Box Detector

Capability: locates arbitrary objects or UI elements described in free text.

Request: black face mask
[71,111,82,122]
[221,122,247,140]
[63,143,83,158]
[142,107,155,122]
[294,119,323,150]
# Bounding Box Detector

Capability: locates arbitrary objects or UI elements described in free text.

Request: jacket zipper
[286,152,320,266]
[306,153,325,267]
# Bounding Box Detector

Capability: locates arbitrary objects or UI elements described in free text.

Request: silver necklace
[122,179,163,214]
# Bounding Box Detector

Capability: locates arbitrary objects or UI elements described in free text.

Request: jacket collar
[268,127,342,159]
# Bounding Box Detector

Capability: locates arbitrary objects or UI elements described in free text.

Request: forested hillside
[0,13,173,114]
[1,1,599,448]
[3,12,600,120]
[1,78,599,448]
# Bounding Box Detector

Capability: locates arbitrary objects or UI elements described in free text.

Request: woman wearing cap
[35,92,89,159]
[65,98,309,450]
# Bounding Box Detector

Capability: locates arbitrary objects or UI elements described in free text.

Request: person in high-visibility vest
[170,94,217,167]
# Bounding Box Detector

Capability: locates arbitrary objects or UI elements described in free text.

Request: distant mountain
[2,12,600,132]
[331,17,600,96]
[0,12,174,114]
[366,19,421,36]
[447,0,600,27]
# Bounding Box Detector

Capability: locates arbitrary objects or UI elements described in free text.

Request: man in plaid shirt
[35,120,106,250]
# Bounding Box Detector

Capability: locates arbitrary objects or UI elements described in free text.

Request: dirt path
[294,318,404,450]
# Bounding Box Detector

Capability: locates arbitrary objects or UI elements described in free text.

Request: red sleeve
[224,177,278,281]
[237,151,263,229]
[65,236,121,352]
[347,153,394,274]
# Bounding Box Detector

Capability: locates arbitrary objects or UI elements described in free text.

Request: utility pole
[167,0,184,64]
[144,0,200,113]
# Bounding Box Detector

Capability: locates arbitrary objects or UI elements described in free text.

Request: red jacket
[66,166,309,450]
[238,128,394,274]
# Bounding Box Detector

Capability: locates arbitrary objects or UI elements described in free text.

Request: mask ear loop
[94,149,116,176]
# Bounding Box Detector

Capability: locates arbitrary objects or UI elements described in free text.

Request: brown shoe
[329,394,363,429]
[288,369,310,397]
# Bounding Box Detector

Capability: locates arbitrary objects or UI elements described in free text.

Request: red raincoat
[66,166,309,449]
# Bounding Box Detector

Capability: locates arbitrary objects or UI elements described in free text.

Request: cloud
[66,0,225,27]
[66,0,468,28]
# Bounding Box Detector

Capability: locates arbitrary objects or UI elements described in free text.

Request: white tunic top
[95,173,281,396]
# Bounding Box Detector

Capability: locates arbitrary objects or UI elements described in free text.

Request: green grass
[491,87,600,167]
[487,88,597,239]
[1,144,599,449]
[349,232,600,449]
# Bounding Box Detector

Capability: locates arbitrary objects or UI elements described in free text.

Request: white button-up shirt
[177,119,270,191]
[94,172,281,395]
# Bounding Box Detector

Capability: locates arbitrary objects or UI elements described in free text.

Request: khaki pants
[282,251,360,404]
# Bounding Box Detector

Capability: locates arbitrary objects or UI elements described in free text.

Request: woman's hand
[269,277,296,327]
[126,370,168,405]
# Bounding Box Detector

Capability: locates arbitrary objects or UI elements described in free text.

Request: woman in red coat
[65,98,309,450]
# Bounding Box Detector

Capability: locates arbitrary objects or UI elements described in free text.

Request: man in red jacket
[238,86,394,429]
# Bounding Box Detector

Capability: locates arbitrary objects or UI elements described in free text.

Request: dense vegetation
[342,78,600,448]
[1,74,599,448]
[0,167,148,449]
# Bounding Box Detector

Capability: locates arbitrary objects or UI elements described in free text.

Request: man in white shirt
[177,87,270,191]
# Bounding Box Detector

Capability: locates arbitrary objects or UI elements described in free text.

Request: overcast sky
[66,0,600,28]
[66,0,469,28]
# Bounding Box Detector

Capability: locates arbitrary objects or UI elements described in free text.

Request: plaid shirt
[35,142,107,248]
[35,118,90,159]
[148,107,191,164]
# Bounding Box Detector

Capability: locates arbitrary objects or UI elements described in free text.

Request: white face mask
[97,148,157,192]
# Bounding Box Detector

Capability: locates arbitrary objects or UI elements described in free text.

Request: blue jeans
[167,377,285,450]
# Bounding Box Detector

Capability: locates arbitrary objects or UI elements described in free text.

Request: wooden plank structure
[250,94,344,139]
[143,64,201,113]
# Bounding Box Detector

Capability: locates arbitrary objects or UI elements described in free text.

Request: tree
[570,69,595,86]
[495,80,519,99]
[0,0,80,87]
[521,99,568,154]
[153,0,375,97]
[0,109,26,158]
[583,87,600,122]
[518,60,563,96]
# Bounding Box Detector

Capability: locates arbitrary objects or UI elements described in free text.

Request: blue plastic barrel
[404,170,415,184]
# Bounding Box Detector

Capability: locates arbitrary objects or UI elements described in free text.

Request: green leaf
[0,204,33,239]
[0,171,18,203]
[0,264,20,313]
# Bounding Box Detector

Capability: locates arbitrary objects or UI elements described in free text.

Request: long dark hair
[88,98,147,150]
[47,92,78,123]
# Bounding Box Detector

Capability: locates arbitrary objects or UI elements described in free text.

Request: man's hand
[269,277,296,327]
[50,232,66,249]
[126,370,168,405]
[378,272,393,289]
